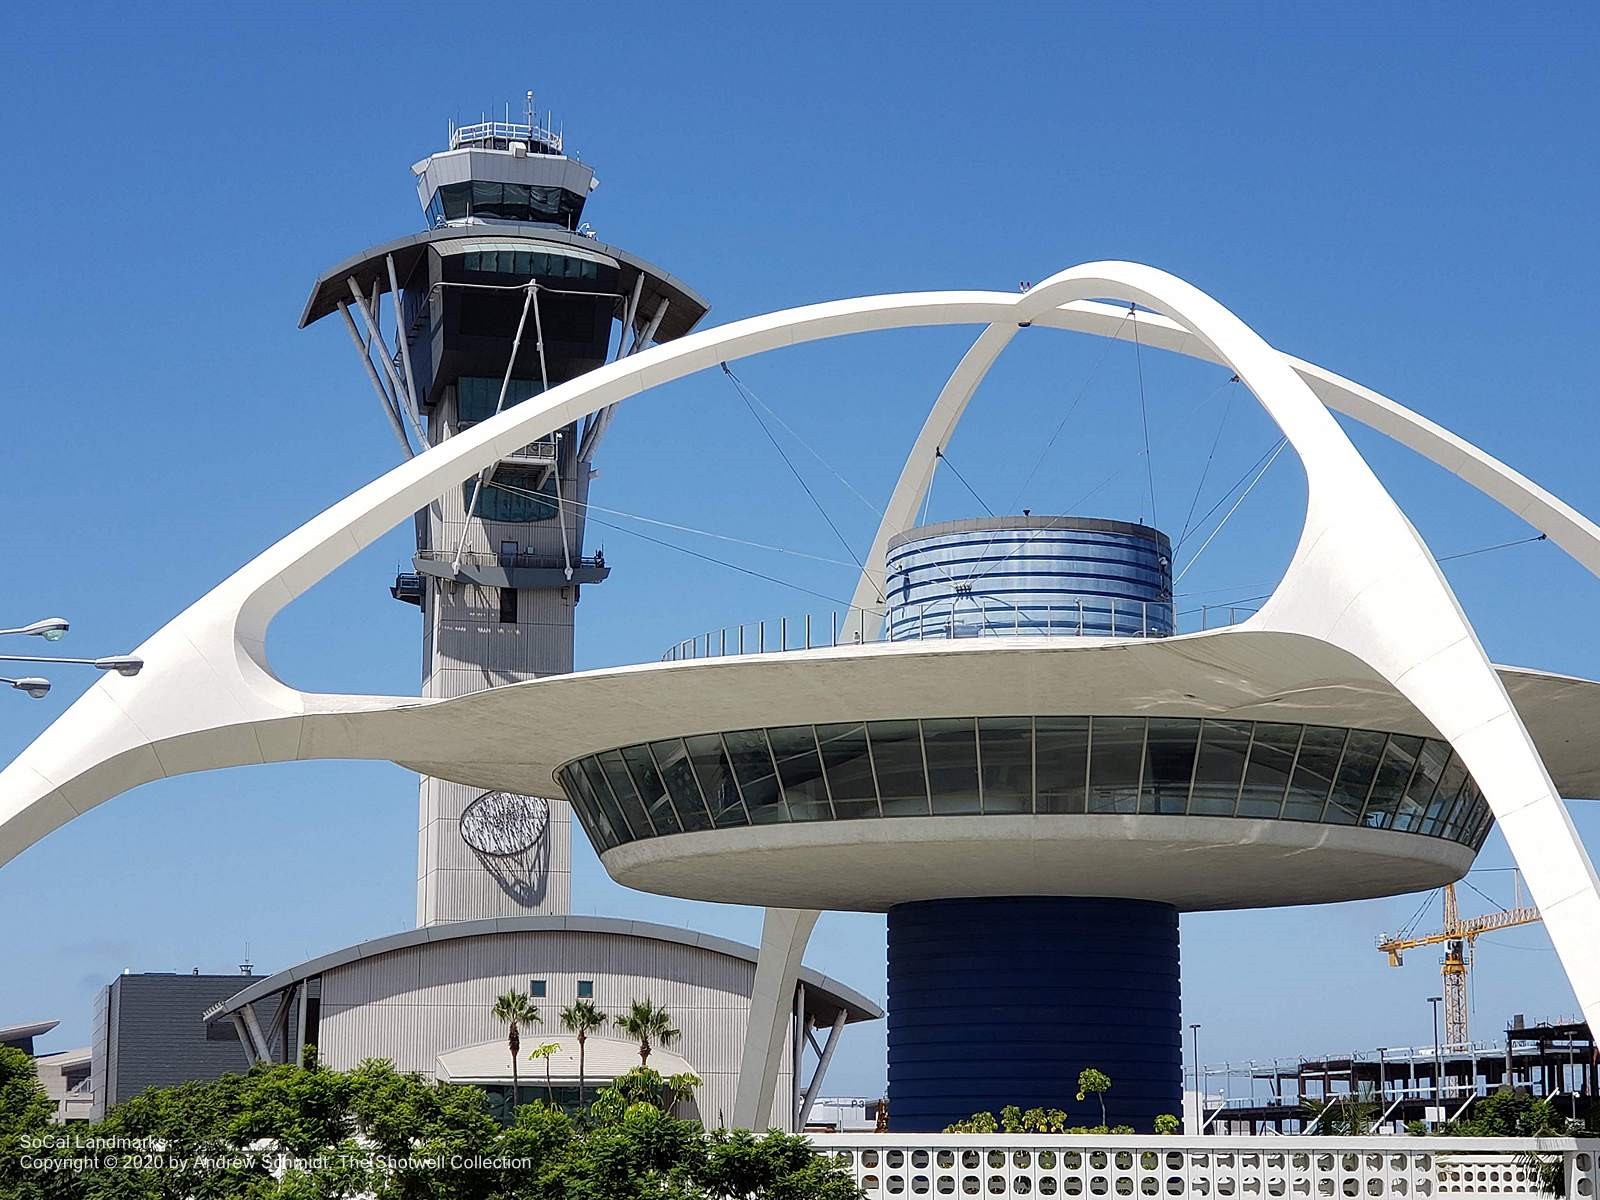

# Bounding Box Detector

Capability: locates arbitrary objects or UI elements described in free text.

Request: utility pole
[1429,996,1445,1127]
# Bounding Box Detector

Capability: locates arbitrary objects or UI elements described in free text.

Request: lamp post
[1191,1023,1203,1134]
[1428,996,1445,1126]
[0,618,143,699]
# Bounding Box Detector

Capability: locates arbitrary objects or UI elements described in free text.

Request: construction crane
[1377,879,1542,1046]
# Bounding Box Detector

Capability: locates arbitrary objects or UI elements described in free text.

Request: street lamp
[1428,996,1445,1126]
[1191,1023,1203,1133]
[0,617,143,699]
[0,618,69,641]
[1,676,51,699]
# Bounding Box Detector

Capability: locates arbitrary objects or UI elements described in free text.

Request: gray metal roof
[299,226,709,341]
[888,514,1172,553]
[0,1018,59,1043]
[202,914,880,1026]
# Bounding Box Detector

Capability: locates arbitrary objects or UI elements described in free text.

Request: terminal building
[3,104,1600,1138]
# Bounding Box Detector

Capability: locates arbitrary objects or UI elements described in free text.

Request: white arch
[1,262,1598,1051]
[845,301,1600,631]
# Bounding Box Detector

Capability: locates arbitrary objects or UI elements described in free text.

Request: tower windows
[499,588,518,624]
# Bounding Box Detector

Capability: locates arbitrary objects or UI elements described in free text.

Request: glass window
[1035,717,1088,813]
[621,743,680,835]
[579,757,633,842]
[469,468,558,523]
[978,717,1032,814]
[816,723,880,820]
[471,179,503,214]
[1237,723,1301,819]
[683,734,747,828]
[503,183,531,219]
[1191,720,1253,816]
[1087,717,1145,814]
[1396,740,1451,833]
[529,980,546,998]
[649,740,712,832]
[1141,718,1199,815]
[559,765,614,850]
[1363,735,1424,829]
[723,729,788,824]
[1419,753,1467,835]
[1327,730,1388,824]
[923,718,981,815]
[1285,726,1347,821]
[596,750,653,838]
[867,721,930,817]
[457,376,546,423]
[440,183,469,220]
[577,980,594,999]
[768,726,833,821]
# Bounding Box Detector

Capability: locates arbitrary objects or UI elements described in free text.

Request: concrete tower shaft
[295,107,709,927]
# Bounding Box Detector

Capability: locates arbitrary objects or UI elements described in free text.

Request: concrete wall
[313,927,793,1129]
[414,379,597,926]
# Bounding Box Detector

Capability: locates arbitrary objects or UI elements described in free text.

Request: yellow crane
[1377,880,1542,1046]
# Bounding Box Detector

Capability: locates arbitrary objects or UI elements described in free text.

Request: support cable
[721,362,874,596]
[960,367,1241,591]
[1008,307,1134,511]
[485,477,860,567]
[488,476,857,608]
[1174,436,1292,555]
[1177,377,1241,546]
[1173,438,1288,585]
[720,363,882,516]
[455,283,535,573]
[1132,305,1159,527]
[934,448,993,516]
[1437,533,1547,562]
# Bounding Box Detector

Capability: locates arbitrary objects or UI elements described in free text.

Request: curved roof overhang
[324,630,1600,805]
[298,226,709,340]
[201,914,880,1027]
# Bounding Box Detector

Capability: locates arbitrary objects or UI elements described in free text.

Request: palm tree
[491,990,540,1116]
[615,998,680,1067]
[560,1000,608,1103]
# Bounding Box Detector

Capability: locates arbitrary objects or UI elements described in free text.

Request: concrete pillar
[733,907,819,1130]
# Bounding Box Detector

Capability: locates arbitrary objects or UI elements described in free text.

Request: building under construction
[1202,1018,1598,1134]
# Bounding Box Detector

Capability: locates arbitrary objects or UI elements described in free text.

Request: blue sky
[3,2,1599,1097]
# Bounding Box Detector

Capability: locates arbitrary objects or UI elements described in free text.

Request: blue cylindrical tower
[884,515,1174,641]
[887,897,1182,1132]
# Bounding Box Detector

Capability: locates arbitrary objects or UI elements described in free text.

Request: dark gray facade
[89,973,274,1119]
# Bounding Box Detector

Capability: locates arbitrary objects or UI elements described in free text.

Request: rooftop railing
[449,119,562,153]
[660,601,1261,663]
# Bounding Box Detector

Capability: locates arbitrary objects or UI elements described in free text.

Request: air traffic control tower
[298,100,708,926]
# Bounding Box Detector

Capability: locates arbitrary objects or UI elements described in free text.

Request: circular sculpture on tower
[459,791,549,857]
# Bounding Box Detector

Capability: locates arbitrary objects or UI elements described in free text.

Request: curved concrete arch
[1,262,1598,1048]
[846,298,1600,628]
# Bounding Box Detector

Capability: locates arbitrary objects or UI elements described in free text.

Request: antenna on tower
[239,944,253,976]
[526,89,536,127]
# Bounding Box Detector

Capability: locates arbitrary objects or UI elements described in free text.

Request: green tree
[527,1041,561,1105]
[560,998,608,1104]
[1302,1085,1381,1136]
[1077,1068,1112,1128]
[491,989,540,1117]
[615,998,681,1067]
[1,1046,61,1200]
[1154,1112,1181,1135]
[38,1059,860,1199]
